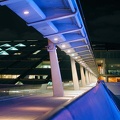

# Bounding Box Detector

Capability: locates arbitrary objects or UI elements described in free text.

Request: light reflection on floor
[0,83,96,120]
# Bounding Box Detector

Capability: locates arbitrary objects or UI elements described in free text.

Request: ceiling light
[6,47,18,51]
[0,51,9,55]
[61,44,65,48]
[67,50,71,53]
[54,38,58,41]
[30,44,36,47]
[0,43,11,47]
[71,54,74,56]
[15,43,26,47]
[79,61,84,63]
[75,57,78,59]
[23,10,29,15]
[14,52,21,55]
[33,50,41,55]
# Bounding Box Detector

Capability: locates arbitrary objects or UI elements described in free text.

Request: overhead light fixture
[0,43,11,47]
[54,38,58,41]
[79,61,84,64]
[75,57,78,59]
[71,54,74,56]
[14,52,21,55]
[33,50,41,54]
[6,47,18,51]
[23,10,29,15]
[61,44,66,48]
[30,44,36,47]
[0,51,9,55]
[15,43,26,47]
[67,50,71,53]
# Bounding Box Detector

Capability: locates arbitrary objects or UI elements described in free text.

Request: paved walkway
[0,83,96,120]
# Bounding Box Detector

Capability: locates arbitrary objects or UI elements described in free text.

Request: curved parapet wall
[40,82,120,120]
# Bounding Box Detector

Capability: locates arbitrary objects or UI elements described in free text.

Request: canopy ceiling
[0,0,98,76]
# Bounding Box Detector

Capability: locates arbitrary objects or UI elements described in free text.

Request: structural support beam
[0,0,22,6]
[27,10,78,26]
[62,45,88,51]
[92,74,97,83]
[70,58,79,90]
[88,72,92,83]
[80,65,86,87]
[85,69,89,84]
[44,28,82,38]
[48,40,64,97]
[57,38,85,45]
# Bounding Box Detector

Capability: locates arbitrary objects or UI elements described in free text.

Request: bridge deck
[0,83,95,120]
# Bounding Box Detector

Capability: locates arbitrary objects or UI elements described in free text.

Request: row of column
[71,58,97,90]
[48,40,98,97]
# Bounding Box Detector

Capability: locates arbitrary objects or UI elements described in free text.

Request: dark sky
[0,6,43,40]
[0,0,120,43]
[80,0,120,43]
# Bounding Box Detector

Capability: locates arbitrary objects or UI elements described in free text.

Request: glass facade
[94,50,120,82]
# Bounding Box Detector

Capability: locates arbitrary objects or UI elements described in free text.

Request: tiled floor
[0,83,96,120]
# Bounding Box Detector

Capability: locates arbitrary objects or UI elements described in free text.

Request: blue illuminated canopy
[0,0,98,76]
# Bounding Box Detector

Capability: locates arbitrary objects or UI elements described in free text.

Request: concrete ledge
[40,82,120,120]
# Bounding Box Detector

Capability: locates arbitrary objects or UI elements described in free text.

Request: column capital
[47,40,57,52]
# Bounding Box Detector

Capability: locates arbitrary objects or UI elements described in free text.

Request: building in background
[93,42,120,82]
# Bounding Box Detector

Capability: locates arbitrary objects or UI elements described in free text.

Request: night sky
[0,0,120,43]
[80,0,120,43]
[0,6,43,40]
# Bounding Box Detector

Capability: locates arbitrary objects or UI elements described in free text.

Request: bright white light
[61,44,65,48]
[75,57,78,59]
[67,50,71,53]
[71,54,74,56]
[0,51,9,55]
[24,10,29,15]
[79,61,83,63]
[15,43,26,47]
[54,38,58,41]
[33,50,41,54]
[30,44,36,47]
[43,65,48,68]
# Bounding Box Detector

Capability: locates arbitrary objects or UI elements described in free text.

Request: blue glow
[0,43,11,47]
[15,43,26,47]
[0,51,9,55]
[6,47,18,51]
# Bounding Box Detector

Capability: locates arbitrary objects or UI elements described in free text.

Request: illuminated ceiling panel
[0,51,9,55]
[0,43,11,47]
[6,47,18,50]
[0,0,98,76]
[15,43,26,47]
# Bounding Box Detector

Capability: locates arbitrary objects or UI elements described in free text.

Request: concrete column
[90,74,93,83]
[80,65,86,87]
[95,76,98,82]
[48,40,64,97]
[91,74,95,83]
[90,73,93,83]
[85,70,89,84]
[90,74,97,83]
[93,75,98,83]
[88,72,92,83]
[70,58,79,90]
